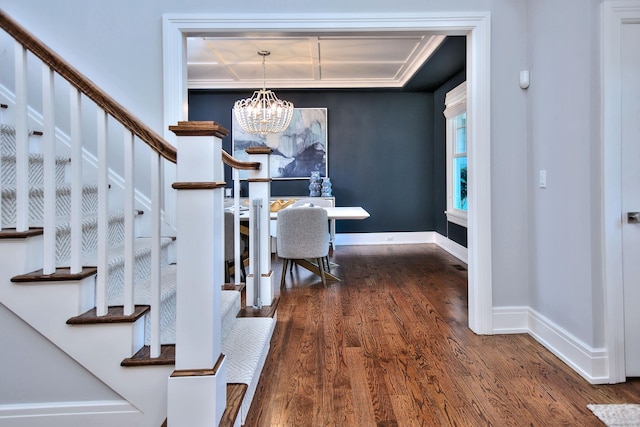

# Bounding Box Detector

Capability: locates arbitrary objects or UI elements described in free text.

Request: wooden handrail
[222,150,261,171]
[0,9,177,163]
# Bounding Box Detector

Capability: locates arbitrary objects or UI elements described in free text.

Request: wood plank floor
[244,244,640,426]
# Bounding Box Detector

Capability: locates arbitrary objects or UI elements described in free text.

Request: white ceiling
[186,33,447,90]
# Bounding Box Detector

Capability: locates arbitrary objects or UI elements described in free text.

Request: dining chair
[276,206,330,289]
[224,211,246,283]
[292,197,335,251]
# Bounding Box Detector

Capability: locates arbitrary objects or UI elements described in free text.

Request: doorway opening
[162,12,493,334]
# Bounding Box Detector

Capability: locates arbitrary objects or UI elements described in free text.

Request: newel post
[167,121,228,426]
[245,146,274,308]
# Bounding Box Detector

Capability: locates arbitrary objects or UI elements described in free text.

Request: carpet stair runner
[1,120,275,425]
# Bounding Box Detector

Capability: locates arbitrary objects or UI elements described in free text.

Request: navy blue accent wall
[189,75,465,239]
[189,90,434,234]
[433,69,468,247]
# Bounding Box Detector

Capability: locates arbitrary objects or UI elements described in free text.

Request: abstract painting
[232,108,327,179]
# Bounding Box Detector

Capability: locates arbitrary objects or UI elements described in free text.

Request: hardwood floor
[244,244,640,426]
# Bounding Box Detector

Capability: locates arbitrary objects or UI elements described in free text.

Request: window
[444,82,467,227]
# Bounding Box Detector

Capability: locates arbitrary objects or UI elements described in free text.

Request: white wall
[0,0,604,349]
[527,0,603,348]
[0,304,120,403]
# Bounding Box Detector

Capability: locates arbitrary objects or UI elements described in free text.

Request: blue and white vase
[321,177,332,197]
[309,171,322,197]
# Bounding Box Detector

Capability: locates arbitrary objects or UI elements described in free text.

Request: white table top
[313,206,370,220]
[232,206,370,221]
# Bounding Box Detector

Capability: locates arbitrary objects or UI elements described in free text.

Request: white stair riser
[221,290,241,340]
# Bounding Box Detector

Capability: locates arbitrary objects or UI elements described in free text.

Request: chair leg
[240,258,247,282]
[224,261,230,283]
[318,257,327,288]
[280,258,289,290]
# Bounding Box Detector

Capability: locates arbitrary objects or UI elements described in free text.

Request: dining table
[232,205,370,221]
[230,204,370,282]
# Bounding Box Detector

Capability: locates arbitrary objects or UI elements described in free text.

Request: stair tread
[54,210,124,231]
[85,235,175,267]
[12,266,97,282]
[1,152,70,162]
[0,227,43,238]
[238,297,279,318]
[222,317,275,385]
[66,305,150,324]
[119,317,275,392]
[1,183,97,195]
[121,344,176,366]
[220,383,248,427]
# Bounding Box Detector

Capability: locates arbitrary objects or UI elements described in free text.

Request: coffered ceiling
[186,33,465,90]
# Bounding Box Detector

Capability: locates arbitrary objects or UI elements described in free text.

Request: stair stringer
[0,237,172,427]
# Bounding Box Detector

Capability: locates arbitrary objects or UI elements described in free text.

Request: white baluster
[251,198,262,308]
[233,169,241,284]
[42,64,56,274]
[123,131,135,316]
[0,104,6,230]
[96,108,109,316]
[69,89,83,274]
[14,41,28,232]
[149,150,162,358]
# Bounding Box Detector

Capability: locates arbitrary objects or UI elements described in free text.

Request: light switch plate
[539,170,547,188]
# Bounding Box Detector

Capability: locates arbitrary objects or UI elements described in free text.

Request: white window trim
[444,82,468,227]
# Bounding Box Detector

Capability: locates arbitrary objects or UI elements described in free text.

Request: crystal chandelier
[234,51,294,135]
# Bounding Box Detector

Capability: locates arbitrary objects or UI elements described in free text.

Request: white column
[245,147,274,307]
[168,121,228,427]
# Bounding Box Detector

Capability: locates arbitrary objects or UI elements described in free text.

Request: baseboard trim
[493,306,609,384]
[335,231,468,262]
[334,231,436,246]
[434,233,468,264]
[0,399,138,420]
[492,306,529,334]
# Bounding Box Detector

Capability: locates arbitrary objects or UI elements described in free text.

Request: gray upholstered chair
[224,211,246,283]
[276,206,330,289]
[291,197,335,250]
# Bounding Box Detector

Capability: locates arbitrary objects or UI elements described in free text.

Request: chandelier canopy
[233,51,294,136]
